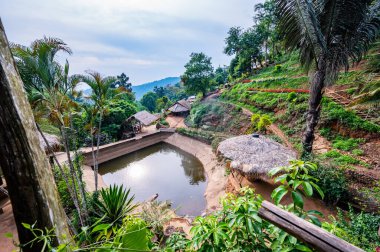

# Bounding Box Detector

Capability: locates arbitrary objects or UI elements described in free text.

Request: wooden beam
[258,201,364,252]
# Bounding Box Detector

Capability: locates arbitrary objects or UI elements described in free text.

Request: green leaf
[271,186,288,205]
[91,223,111,233]
[307,210,323,217]
[295,244,313,252]
[302,182,313,197]
[4,232,13,238]
[274,174,288,184]
[21,223,31,230]
[310,181,325,199]
[269,166,284,177]
[291,191,304,209]
[309,215,322,227]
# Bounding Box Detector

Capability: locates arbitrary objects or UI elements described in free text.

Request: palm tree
[81,71,117,192]
[351,81,380,109]
[275,0,380,154]
[12,37,88,226]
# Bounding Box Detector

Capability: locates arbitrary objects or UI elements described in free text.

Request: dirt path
[0,198,18,251]
[166,115,187,128]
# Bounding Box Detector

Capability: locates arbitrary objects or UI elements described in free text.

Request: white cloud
[0,0,262,84]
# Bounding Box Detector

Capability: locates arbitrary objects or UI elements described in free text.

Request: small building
[186,95,196,104]
[167,99,191,116]
[120,111,159,139]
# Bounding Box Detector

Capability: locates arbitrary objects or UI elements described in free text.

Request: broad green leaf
[309,215,322,227]
[310,181,325,199]
[295,244,313,252]
[271,186,288,205]
[291,191,304,209]
[269,166,284,177]
[91,223,111,233]
[302,182,313,196]
[307,210,323,217]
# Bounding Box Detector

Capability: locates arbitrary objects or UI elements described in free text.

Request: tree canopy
[181,52,214,96]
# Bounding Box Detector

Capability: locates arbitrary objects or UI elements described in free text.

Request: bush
[286,92,297,102]
[251,114,272,132]
[94,184,136,230]
[310,164,348,205]
[274,64,282,73]
[332,137,364,151]
[322,100,380,133]
[352,149,364,156]
[335,207,380,251]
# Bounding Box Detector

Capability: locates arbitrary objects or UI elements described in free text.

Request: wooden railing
[259,201,364,252]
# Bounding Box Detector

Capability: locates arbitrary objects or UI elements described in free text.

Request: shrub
[324,150,342,158]
[165,232,189,251]
[251,114,272,132]
[319,127,332,139]
[274,64,282,73]
[310,164,348,205]
[332,137,364,151]
[140,200,172,238]
[352,149,364,156]
[94,184,136,228]
[286,92,297,102]
[322,100,380,133]
[335,207,380,251]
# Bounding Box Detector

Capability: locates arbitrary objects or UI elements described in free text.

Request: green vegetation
[181,52,215,96]
[335,207,380,251]
[250,114,272,132]
[4,0,380,251]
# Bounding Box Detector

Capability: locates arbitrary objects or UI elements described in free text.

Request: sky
[0,0,261,85]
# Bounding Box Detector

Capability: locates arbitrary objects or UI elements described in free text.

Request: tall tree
[141,91,158,112]
[275,0,380,154]
[12,37,88,226]
[0,20,70,250]
[112,73,132,92]
[81,71,118,191]
[181,52,214,96]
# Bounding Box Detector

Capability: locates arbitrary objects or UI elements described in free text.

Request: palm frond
[275,0,326,70]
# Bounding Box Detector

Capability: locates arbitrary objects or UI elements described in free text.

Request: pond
[99,142,207,216]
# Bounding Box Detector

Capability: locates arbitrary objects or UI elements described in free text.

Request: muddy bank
[226,171,336,219]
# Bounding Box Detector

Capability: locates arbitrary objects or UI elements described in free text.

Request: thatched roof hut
[217,135,296,181]
[132,111,160,126]
[168,99,191,114]
[38,132,61,153]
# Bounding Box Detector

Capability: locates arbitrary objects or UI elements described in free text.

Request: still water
[99,143,207,216]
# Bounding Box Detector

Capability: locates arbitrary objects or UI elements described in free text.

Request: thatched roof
[131,111,159,126]
[39,132,61,153]
[218,135,296,180]
[168,99,191,113]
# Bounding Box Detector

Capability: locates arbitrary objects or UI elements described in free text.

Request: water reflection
[99,143,207,216]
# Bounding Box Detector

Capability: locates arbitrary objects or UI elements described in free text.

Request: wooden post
[0,19,71,250]
[258,201,364,252]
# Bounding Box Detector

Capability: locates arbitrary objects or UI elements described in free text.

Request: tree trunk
[302,56,326,155]
[94,110,103,192]
[0,20,71,250]
[61,127,84,226]
[69,113,89,223]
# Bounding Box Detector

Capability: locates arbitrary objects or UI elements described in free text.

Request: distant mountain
[132,77,180,100]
